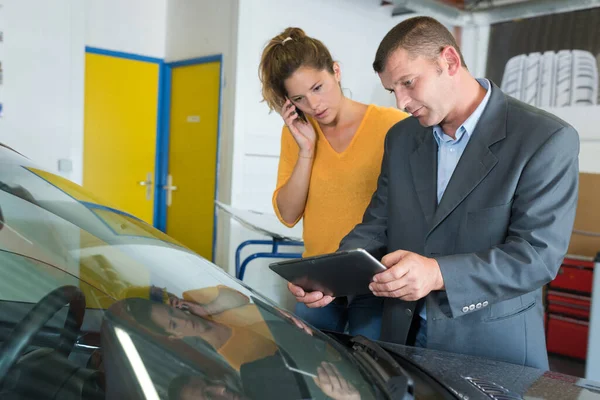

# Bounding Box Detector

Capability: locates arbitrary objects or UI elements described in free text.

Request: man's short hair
[373,16,467,73]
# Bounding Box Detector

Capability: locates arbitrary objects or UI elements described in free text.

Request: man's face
[379,47,453,127]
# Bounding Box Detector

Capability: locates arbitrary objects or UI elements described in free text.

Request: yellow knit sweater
[273,104,408,257]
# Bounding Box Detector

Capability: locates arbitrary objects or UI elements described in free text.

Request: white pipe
[393,0,600,26]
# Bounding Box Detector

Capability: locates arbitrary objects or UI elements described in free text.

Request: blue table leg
[235,238,303,280]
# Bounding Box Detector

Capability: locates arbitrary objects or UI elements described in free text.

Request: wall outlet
[57,158,73,173]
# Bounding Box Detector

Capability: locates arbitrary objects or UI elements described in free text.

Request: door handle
[163,174,178,207]
[137,172,153,200]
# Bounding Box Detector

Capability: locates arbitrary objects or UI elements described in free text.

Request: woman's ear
[333,62,341,83]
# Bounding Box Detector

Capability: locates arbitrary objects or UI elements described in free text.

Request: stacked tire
[501,50,598,107]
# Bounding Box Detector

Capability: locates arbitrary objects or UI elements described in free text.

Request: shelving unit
[546,255,595,361]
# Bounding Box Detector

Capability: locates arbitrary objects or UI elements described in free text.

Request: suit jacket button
[476,303,482,309]
[469,304,475,311]
[462,306,469,313]
[483,301,489,307]
[405,308,412,316]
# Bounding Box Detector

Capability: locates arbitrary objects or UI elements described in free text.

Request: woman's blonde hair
[259,27,335,113]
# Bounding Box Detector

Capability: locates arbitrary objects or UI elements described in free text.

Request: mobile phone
[285,98,307,123]
[295,107,307,123]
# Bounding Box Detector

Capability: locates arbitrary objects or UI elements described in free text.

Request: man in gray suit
[287,16,579,369]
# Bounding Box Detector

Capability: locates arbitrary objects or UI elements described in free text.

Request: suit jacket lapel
[428,82,507,236]
[410,126,437,227]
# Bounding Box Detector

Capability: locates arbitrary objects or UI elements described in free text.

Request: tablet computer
[268,248,386,297]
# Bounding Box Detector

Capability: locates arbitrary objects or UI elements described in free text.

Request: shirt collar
[433,78,492,144]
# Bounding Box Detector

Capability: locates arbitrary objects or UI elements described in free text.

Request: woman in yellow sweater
[259,27,408,340]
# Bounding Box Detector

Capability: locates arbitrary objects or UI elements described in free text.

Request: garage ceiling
[389,0,600,26]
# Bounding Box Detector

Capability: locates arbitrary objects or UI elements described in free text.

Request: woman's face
[151,304,231,349]
[283,64,343,125]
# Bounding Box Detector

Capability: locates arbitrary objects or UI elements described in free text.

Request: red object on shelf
[545,256,595,360]
[561,258,595,269]
[550,263,594,293]
[546,314,589,360]
[546,291,591,319]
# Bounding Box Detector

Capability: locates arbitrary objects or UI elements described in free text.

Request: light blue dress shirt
[420,78,492,321]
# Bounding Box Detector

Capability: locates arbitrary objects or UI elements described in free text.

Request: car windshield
[0,149,380,399]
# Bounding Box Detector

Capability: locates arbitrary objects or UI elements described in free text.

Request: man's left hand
[369,250,444,301]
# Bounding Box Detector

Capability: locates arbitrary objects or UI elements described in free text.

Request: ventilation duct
[393,0,600,26]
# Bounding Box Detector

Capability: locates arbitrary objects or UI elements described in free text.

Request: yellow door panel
[166,61,220,260]
[83,52,159,224]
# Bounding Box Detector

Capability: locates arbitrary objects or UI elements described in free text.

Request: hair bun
[279,27,306,41]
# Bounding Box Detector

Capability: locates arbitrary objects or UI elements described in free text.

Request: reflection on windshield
[142,286,278,371]
[24,166,183,248]
[169,374,247,400]
[109,285,375,399]
[0,154,378,399]
[0,195,4,231]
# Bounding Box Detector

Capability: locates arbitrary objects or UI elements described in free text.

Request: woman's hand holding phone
[282,99,316,158]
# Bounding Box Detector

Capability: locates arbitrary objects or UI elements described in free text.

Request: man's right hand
[287,282,335,308]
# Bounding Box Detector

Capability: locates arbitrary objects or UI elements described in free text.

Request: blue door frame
[155,55,224,263]
[85,47,224,262]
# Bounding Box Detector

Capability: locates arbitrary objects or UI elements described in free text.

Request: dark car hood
[382,342,600,399]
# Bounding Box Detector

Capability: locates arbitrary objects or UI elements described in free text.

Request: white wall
[85,0,167,59]
[460,25,490,80]
[165,0,237,62]
[543,107,600,174]
[0,0,170,186]
[0,0,85,183]
[164,0,239,275]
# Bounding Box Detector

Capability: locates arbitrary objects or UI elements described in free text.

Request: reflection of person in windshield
[130,285,278,371]
[149,302,232,349]
[170,287,315,337]
[168,361,361,400]
[314,362,360,400]
[130,288,364,399]
[169,374,247,400]
[240,353,362,400]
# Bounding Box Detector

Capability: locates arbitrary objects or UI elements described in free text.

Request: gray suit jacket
[339,82,579,369]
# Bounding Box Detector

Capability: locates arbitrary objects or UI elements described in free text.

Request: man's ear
[440,46,461,76]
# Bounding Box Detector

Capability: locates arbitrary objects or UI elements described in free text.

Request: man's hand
[313,362,361,400]
[287,282,335,308]
[278,309,314,336]
[369,250,444,301]
[170,297,211,317]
